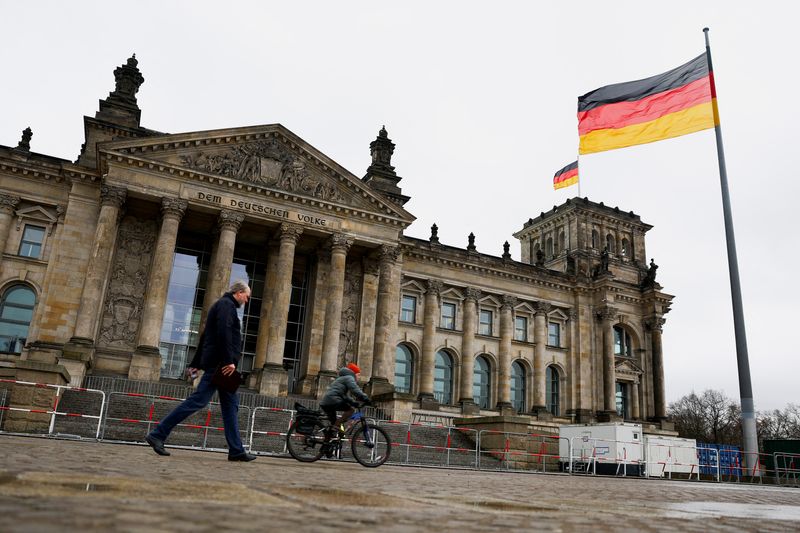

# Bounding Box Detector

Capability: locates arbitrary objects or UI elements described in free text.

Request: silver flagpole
[703,27,759,473]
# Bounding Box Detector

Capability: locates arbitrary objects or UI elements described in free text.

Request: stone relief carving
[180,139,343,202]
[98,216,157,349]
[338,260,363,368]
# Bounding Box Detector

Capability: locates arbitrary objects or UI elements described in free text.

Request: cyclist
[319,362,370,443]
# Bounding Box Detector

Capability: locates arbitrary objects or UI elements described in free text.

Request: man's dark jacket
[189,292,242,370]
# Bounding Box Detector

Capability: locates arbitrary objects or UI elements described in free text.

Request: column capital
[100,185,127,208]
[464,287,482,303]
[501,294,517,311]
[0,193,21,215]
[596,305,619,323]
[278,222,303,244]
[217,209,245,233]
[643,316,665,332]
[161,197,188,221]
[378,243,400,265]
[425,279,443,297]
[533,300,552,316]
[327,233,354,254]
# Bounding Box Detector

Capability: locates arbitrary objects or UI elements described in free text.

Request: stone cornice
[102,150,412,230]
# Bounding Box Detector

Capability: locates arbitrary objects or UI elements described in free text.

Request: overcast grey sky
[2,1,797,410]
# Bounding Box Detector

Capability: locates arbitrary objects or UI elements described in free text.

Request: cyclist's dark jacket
[319,367,369,407]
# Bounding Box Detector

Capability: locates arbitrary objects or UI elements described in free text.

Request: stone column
[631,380,641,420]
[199,210,245,332]
[459,287,480,414]
[418,279,442,407]
[130,197,187,381]
[252,243,279,372]
[259,223,303,396]
[369,244,401,396]
[598,305,619,415]
[356,257,380,383]
[497,295,516,413]
[532,301,550,413]
[648,317,667,420]
[70,185,126,342]
[0,193,20,255]
[317,233,354,393]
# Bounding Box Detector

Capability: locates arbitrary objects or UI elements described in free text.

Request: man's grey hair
[229,280,251,294]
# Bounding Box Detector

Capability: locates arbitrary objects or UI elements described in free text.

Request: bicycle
[286,402,391,467]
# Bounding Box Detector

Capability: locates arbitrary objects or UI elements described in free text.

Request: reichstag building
[0,56,674,427]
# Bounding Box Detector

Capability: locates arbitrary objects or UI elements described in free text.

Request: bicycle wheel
[350,423,391,467]
[286,420,326,462]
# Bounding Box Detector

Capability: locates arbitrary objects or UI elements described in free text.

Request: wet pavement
[0,435,799,532]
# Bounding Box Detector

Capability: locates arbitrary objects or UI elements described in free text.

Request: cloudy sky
[2,1,797,410]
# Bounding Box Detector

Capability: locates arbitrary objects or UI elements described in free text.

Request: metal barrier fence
[774,452,800,486]
[0,378,105,439]
[479,429,569,473]
[378,420,480,468]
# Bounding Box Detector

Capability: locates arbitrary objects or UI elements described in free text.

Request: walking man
[145,280,256,462]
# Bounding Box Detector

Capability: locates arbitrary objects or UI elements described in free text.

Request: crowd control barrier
[0,378,105,439]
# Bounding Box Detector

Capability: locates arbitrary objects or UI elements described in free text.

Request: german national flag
[553,160,578,190]
[578,53,717,154]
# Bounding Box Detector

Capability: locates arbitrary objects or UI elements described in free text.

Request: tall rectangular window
[440,302,456,330]
[616,382,629,419]
[400,295,417,323]
[548,322,560,347]
[18,225,45,259]
[479,309,493,336]
[514,316,527,341]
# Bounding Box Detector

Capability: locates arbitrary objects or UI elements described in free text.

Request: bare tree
[757,403,800,445]
[668,389,741,445]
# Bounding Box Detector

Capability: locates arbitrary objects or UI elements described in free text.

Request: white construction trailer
[643,435,699,478]
[558,423,644,476]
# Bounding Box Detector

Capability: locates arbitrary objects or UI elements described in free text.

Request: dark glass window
[616,382,629,418]
[400,295,417,323]
[395,344,413,393]
[546,366,560,416]
[511,361,525,413]
[614,325,633,357]
[18,225,45,258]
[548,322,560,347]
[479,309,492,336]
[440,302,456,330]
[0,285,35,354]
[433,350,453,404]
[514,316,527,341]
[473,355,491,409]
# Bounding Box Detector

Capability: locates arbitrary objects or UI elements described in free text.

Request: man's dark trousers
[148,370,245,456]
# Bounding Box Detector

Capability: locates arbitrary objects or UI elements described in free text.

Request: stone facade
[0,57,674,428]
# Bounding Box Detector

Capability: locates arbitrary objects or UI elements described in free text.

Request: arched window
[0,285,36,354]
[395,344,414,393]
[473,355,491,409]
[511,361,525,413]
[546,366,560,416]
[545,237,554,258]
[433,350,453,404]
[621,238,629,257]
[614,325,633,357]
[532,242,540,261]
[606,234,616,254]
[558,231,566,255]
[591,229,599,249]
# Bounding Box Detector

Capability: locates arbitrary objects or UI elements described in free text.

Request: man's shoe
[228,452,257,462]
[145,434,170,456]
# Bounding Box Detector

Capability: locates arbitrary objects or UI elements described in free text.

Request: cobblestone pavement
[1,435,799,532]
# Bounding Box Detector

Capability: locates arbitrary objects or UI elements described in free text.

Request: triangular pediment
[615,358,643,376]
[98,124,414,225]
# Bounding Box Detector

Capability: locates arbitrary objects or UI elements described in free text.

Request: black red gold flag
[578,54,717,154]
[553,160,578,190]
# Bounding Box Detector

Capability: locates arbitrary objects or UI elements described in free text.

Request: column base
[314,371,338,399]
[528,405,552,420]
[596,410,623,423]
[567,409,594,423]
[257,363,288,396]
[366,376,394,397]
[417,392,439,411]
[129,345,162,382]
[459,398,480,415]
[60,337,96,387]
[496,401,516,416]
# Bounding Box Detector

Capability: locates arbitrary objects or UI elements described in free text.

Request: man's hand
[221,363,236,376]
[186,367,199,379]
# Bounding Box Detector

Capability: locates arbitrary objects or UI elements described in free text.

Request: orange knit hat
[346,362,361,374]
